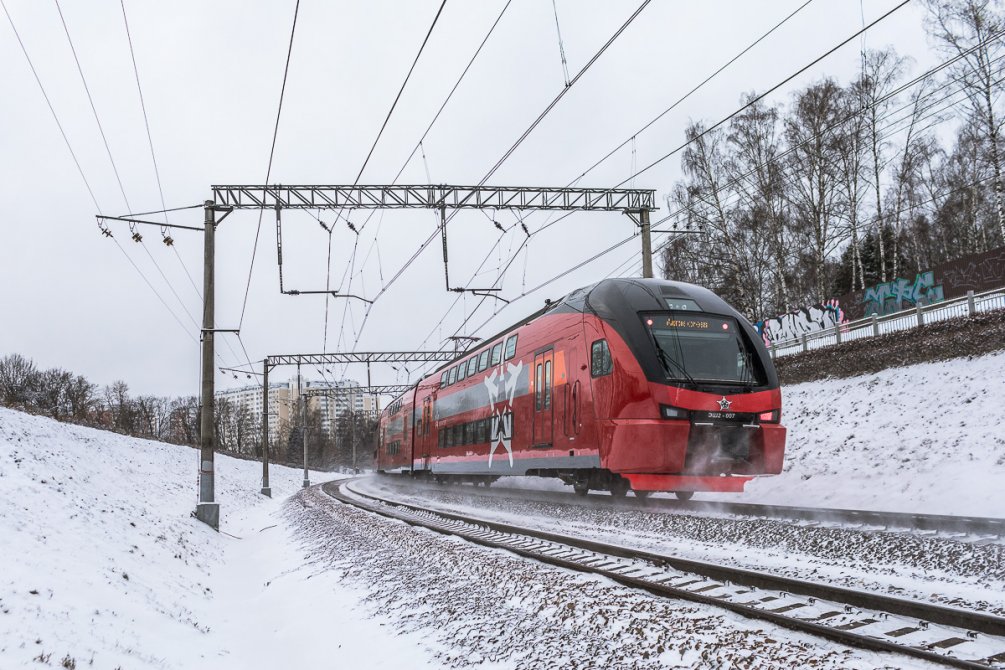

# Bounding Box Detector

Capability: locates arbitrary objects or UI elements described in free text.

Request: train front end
[586,280,786,498]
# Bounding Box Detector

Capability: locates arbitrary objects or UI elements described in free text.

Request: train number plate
[692,411,755,425]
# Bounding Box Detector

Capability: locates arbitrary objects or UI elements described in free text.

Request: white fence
[768,287,1005,359]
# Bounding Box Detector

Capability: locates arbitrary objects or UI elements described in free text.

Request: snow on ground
[733,348,1005,516]
[0,407,433,670]
[493,350,1005,517]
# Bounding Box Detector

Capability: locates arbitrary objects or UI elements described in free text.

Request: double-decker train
[377,278,786,499]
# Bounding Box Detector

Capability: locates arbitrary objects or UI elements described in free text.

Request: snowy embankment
[727,349,1005,516]
[0,408,429,670]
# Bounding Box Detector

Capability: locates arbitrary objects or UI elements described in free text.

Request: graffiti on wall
[758,299,846,346]
[860,271,944,316]
[941,248,1005,291]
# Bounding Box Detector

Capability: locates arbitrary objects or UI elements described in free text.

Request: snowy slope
[0,408,432,670]
[715,349,1005,516]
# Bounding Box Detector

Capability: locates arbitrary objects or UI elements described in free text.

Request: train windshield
[644,313,765,386]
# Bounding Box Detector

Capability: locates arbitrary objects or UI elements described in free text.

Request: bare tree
[925,0,1005,245]
[0,354,39,407]
[785,79,848,301]
[859,48,909,282]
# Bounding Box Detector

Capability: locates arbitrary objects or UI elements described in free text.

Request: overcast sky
[1,0,934,397]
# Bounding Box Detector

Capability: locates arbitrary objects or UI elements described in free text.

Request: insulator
[493,220,504,232]
[520,222,530,237]
[101,227,113,238]
[162,235,174,246]
[131,232,143,243]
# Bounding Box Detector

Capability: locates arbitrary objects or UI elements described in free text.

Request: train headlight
[660,404,689,420]
[758,410,780,423]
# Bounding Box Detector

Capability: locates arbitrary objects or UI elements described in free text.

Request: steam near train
[377,278,786,499]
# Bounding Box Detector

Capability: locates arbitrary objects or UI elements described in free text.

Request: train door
[421,395,433,470]
[532,349,554,447]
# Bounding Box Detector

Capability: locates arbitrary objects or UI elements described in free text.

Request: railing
[767,287,1005,359]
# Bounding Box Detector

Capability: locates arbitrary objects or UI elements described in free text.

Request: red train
[377,278,786,499]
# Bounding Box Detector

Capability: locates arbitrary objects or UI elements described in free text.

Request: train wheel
[573,481,589,497]
[610,479,629,499]
[674,490,694,501]
[634,490,650,500]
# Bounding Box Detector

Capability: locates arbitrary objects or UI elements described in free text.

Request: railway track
[371,476,1005,539]
[325,479,1005,669]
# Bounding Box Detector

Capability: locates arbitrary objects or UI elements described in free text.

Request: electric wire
[53,0,131,212]
[2,0,100,212]
[616,0,912,187]
[347,0,654,357]
[119,0,203,302]
[409,0,822,365]
[238,0,301,330]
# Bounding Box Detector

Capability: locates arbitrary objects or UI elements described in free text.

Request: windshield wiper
[652,337,698,388]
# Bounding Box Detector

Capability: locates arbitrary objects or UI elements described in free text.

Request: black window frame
[490,343,503,366]
[504,334,518,360]
[448,366,457,385]
[440,371,448,388]
[457,362,467,382]
[477,350,489,372]
[591,339,612,377]
[467,357,478,377]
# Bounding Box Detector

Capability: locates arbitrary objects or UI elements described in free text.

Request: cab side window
[591,339,612,377]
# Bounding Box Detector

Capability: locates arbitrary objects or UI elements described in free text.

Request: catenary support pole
[196,200,220,529]
[640,208,653,279]
[351,409,357,474]
[261,358,271,497]
[300,364,309,488]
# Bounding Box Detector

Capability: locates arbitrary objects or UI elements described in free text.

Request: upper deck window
[448,366,457,385]
[477,350,489,372]
[504,334,518,360]
[490,343,503,366]
[457,362,467,382]
[466,358,478,377]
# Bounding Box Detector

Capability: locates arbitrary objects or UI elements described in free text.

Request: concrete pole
[351,409,357,474]
[640,208,653,279]
[261,358,271,497]
[300,364,309,488]
[196,200,219,529]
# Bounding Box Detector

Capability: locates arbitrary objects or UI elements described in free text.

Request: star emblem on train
[483,361,523,468]
[717,396,732,410]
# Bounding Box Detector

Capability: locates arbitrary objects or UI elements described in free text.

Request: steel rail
[377,477,1005,538]
[324,479,1005,669]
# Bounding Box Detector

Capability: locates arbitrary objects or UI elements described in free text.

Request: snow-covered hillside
[1,350,1002,668]
[0,408,429,670]
[720,349,1005,516]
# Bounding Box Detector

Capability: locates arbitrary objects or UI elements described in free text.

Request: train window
[446,424,455,447]
[490,343,503,366]
[478,350,489,372]
[438,429,445,448]
[591,340,612,377]
[453,424,463,446]
[479,418,489,443]
[535,363,543,410]
[504,335,518,360]
[448,366,457,385]
[457,362,467,382]
[463,422,472,445]
[544,360,552,408]
[467,358,478,377]
[440,371,448,388]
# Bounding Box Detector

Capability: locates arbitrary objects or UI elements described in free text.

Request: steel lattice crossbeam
[266,352,456,367]
[213,184,656,212]
[302,385,413,397]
